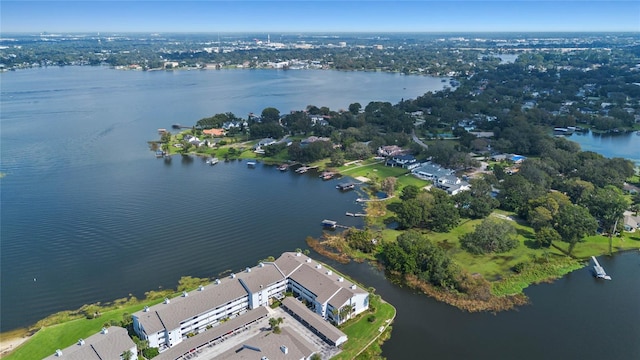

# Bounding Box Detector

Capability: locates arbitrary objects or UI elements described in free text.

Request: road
[411,130,429,150]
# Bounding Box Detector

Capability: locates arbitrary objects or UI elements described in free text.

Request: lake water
[567,130,640,166]
[0,66,446,331]
[1,67,638,359]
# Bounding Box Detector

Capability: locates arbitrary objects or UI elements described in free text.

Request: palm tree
[339,304,354,323]
[122,349,134,360]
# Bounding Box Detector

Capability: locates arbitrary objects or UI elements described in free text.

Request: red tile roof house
[203,128,226,137]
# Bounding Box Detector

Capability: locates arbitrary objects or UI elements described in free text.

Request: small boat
[278,164,289,171]
[345,212,354,217]
[206,157,219,165]
[636,130,640,136]
[247,161,256,167]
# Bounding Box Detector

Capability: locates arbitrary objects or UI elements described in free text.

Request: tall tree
[555,204,598,255]
[586,186,630,254]
[261,107,281,123]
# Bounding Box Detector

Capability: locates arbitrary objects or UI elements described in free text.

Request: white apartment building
[132,252,369,353]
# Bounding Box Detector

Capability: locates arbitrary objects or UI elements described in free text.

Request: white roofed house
[43,326,136,360]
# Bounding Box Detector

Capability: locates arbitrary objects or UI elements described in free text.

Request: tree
[330,150,345,167]
[535,226,561,248]
[380,230,459,288]
[586,186,629,254]
[269,317,283,334]
[122,349,134,360]
[400,185,420,201]
[261,107,281,122]
[345,142,372,160]
[555,204,598,255]
[460,218,519,254]
[381,177,397,196]
[348,102,362,115]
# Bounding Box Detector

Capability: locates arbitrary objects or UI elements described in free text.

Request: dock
[321,219,349,229]
[591,256,612,280]
[346,212,367,217]
[336,182,355,191]
[295,165,318,174]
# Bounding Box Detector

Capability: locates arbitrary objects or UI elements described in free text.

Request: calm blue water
[567,130,640,166]
[1,67,638,360]
[0,66,446,332]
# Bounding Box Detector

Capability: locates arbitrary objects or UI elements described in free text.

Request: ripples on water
[2,67,436,331]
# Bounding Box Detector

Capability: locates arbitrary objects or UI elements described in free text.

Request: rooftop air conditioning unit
[78,339,85,346]
[326,270,332,275]
[182,291,188,297]
[215,279,221,285]
[164,298,170,304]
[55,349,63,357]
[198,285,204,291]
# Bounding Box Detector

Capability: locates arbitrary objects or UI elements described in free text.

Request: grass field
[332,296,396,360]
[5,303,148,360]
[378,209,640,285]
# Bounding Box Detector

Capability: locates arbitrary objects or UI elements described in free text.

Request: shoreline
[0,329,32,358]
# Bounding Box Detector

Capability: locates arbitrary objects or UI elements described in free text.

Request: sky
[1,1,639,33]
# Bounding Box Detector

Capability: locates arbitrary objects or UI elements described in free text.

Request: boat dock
[591,256,612,280]
[345,212,367,217]
[295,165,318,174]
[321,219,349,229]
[336,182,355,191]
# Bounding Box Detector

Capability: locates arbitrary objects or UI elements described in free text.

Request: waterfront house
[203,128,226,137]
[386,154,419,169]
[43,326,136,360]
[255,138,277,148]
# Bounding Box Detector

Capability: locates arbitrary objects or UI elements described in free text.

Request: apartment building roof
[236,263,286,293]
[43,326,134,360]
[134,278,248,333]
[281,297,347,346]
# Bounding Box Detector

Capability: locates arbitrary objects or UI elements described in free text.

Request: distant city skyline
[1,1,638,33]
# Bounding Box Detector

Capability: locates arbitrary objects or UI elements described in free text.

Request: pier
[591,256,612,280]
[321,219,349,229]
[295,165,319,174]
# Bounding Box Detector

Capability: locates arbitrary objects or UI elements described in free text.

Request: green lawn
[378,209,637,283]
[332,297,396,360]
[5,303,149,360]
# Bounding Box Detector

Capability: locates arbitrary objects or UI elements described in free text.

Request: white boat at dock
[206,157,219,165]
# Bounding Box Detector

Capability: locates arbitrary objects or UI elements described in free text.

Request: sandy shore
[0,333,32,358]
